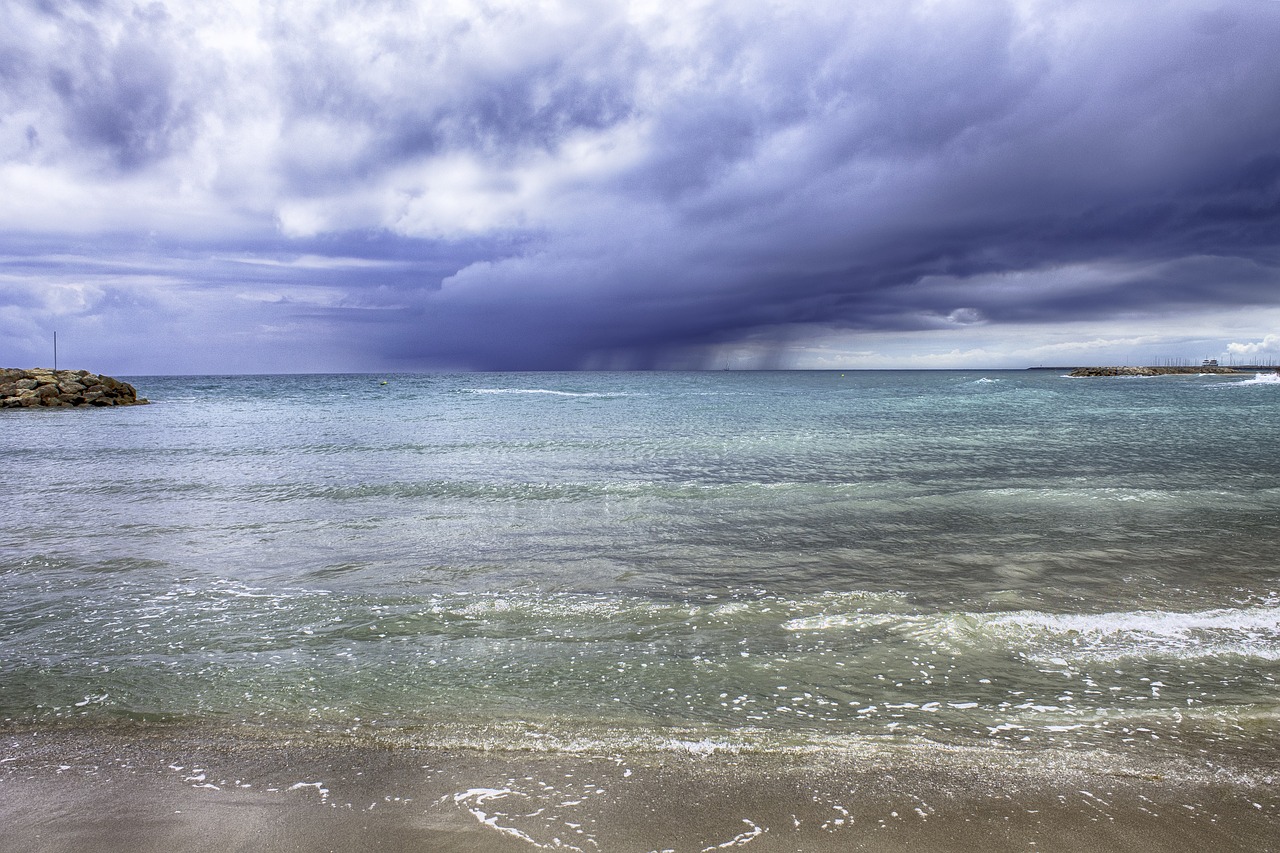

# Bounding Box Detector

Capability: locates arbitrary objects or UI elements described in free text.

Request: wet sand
[2,726,1276,852]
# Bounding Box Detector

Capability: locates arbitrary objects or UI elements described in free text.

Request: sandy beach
[3,725,1276,853]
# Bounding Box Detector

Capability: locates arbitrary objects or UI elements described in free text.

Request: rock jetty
[1069,366,1241,377]
[1,368,147,408]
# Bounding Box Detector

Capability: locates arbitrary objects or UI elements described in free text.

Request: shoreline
[4,725,1276,852]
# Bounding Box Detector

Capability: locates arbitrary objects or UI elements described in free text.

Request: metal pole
[54,331,58,371]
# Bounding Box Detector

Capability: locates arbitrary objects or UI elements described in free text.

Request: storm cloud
[2,0,1278,372]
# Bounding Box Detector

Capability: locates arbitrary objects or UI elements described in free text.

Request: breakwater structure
[1068,366,1243,377]
[1,368,147,408]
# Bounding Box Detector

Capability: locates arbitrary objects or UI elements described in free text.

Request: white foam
[1230,372,1280,386]
[700,819,764,850]
[452,788,581,851]
[783,613,899,632]
[453,787,518,805]
[288,781,330,802]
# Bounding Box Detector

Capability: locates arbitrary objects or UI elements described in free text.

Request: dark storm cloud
[402,1,1280,368]
[2,0,1279,371]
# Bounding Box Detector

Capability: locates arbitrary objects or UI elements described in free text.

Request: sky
[2,0,1279,374]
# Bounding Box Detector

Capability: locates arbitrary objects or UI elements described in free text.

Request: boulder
[0,368,148,410]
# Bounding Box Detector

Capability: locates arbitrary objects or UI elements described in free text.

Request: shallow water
[2,370,1278,765]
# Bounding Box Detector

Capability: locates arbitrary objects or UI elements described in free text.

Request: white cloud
[1227,334,1280,355]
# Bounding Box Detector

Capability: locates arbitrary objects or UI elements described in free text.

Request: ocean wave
[235,478,888,504]
[408,588,909,640]
[784,600,1280,663]
[464,388,628,398]
[1227,372,1280,386]
[980,604,1280,661]
[783,612,904,632]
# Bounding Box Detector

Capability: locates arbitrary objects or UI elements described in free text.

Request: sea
[2,369,1278,846]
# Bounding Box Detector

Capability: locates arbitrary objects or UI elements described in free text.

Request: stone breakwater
[1,368,147,408]
[1069,366,1241,377]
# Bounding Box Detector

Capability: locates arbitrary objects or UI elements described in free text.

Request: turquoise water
[1,370,1278,758]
